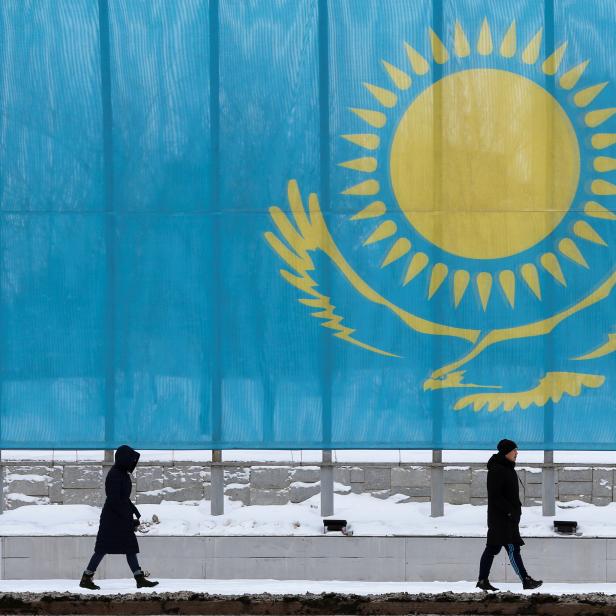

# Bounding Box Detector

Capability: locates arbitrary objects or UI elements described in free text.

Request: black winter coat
[486,452,524,546]
[94,445,141,554]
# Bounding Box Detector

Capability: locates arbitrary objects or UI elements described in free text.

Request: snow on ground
[1,578,616,595]
[0,492,614,537]
[3,449,616,463]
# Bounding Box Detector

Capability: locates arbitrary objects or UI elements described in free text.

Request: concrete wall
[1,461,612,508]
[1,535,615,583]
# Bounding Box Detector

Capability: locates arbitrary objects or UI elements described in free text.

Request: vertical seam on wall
[431,0,444,449]
[318,0,332,448]
[0,7,4,453]
[543,0,555,450]
[98,0,115,448]
[209,0,222,445]
[604,537,608,582]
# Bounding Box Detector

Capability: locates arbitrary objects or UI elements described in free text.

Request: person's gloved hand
[133,518,141,529]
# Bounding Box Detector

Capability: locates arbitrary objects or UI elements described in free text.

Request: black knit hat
[497,439,518,455]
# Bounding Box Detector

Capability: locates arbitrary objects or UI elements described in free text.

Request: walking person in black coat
[79,445,159,590]
[476,439,543,592]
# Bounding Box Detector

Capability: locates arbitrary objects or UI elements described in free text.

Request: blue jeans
[479,544,528,580]
[85,552,141,575]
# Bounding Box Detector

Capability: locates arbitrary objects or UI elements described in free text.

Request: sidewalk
[1,578,616,595]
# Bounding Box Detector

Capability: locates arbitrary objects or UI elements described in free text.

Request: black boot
[79,572,100,591]
[135,572,159,588]
[476,578,499,592]
[522,576,543,590]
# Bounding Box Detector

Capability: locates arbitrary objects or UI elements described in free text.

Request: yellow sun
[339,19,616,311]
[390,68,580,260]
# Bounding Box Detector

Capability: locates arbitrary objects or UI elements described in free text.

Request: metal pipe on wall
[211,449,224,516]
[542,450,556,517]
[321,450,334,517]
[430,449,444,517]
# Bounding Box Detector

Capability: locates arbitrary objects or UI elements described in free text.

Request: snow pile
[0,492,615,537]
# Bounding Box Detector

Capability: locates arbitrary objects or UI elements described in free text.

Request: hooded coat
[486,452,524,546]
[94,445,141,554]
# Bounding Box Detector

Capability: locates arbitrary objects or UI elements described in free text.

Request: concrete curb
[2,535,616,583]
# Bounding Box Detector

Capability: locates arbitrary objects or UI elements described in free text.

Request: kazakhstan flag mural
[1,0,615,448]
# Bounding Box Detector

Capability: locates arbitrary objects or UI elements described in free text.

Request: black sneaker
[79,572,100,591]
[476,578,499,592]
[522,576,543,590]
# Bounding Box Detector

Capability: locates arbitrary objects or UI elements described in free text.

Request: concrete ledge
[1,535,615,582]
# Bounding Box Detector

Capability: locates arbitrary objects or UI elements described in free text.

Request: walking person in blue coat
[79,445,159,590]
[476,439,543,592]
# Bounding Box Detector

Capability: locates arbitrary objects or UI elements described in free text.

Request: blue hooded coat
[94,445,141,554]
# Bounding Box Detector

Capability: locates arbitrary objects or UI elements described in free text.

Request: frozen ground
[0,578,616,595]
[0,492,614,537]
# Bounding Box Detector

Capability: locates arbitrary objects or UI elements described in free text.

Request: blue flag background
[1,0,615,449]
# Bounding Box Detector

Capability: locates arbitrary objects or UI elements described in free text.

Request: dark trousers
[85,552,141,575]
[479,544,528,581]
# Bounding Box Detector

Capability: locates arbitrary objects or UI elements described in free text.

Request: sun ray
[454,22,470,57]
[350,108,387,128]
[592,179,616,195]
[574,82,608,108]
[476,272,493,311]
[522,28,543,64]
[429,28,449,64]
[573,220,607,246]
[591,133,616,150]
[559,60,589,90]
[404,43,430,75]
[585,108,616,128]
[403,252,429,285]
[428,263,448,299]
[351,201,386,221]
[584,201,616,221]
[521,263,541,299]
[342,133,380,150]
[498,270,516,308]
[542,43,567,75]
[453,270,470,307]
[594,157,616,172]
[558,238,589,268]
[381,61,412,90]
[592,134,616,149]
[363,83,397,108]
[364,220,397,246]
[477,18,493,56]
[381,238,411,267]
[540,253,566,286]
[342,179,380,196]
[499,21,516,58]
[339,157,377,172]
